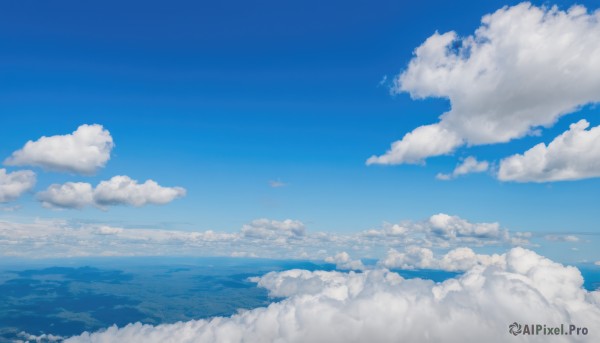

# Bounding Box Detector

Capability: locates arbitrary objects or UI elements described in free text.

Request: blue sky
[1,0,600,263]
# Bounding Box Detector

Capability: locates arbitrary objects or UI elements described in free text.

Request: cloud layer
[0,214,528,259]
[4,124,114,174]
[499,120,600,182]
[360,213,528,248]
[241,219,305,240]
[368,3,600,165]
[544,235,579,243]
[0,168,36,203]
[37,176,186,209]
[66,248,600,343]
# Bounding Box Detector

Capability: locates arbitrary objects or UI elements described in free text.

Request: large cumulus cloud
[0,168,36,203]
[4,124,114,175]
[36,175,186,209]
[368,3,600,165]
[379,246,505,271]
[66,248,600,343]
[499,120,600,182]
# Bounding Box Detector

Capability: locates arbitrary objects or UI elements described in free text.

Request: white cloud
[436,156,489,180]
[231,251,258,258]
[595,261,600,266]
[66,248,600,343]
[368,3,600,165]
[94,176,186,207]
[0,168,36,202]
[0,205,20,212]
[545,235,580,242]
[17,332,64,342]
[0,214,530,259]
[0,218,315,259]
[37,182,94,209]
[499,120,600,182]
[358,213,524,249]
[0,219,239,258]
[241,219,305,240]
[4,124,114,175]
[37,175,186,209]
[378,75,388,87]
[268,180,287,188]
[379,246,505,271]
[428,213,501,239]
[325,252,365,271]
[95,226,124,235]
[378,245,436,270]
[367,124,462,165]
[511,231,533,244]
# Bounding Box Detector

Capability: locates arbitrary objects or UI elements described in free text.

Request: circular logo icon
[509,322,522,336]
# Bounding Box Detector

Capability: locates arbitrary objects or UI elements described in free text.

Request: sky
[1,0,600,264]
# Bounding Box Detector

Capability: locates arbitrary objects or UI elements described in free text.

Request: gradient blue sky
[1,0,599,262]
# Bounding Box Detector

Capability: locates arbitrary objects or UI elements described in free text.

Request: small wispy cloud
[544,234,580,242]
[0,205,21,212]
[269,179,288,188]
[436,156,489,181]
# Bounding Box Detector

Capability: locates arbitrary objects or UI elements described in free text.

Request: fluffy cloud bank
[0,214,529,259]
[379,246,504,271]
[66,248,600,343]
[0,168,36,202]
[360,213,528,248]
[37,175,186,208]
[4,124,114,175]
[0,218,317,259]
[37,175,186,209]
[0,219,237,259]
[436,156,489,180]
[368,3,600,165]
[499,120,600,182]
